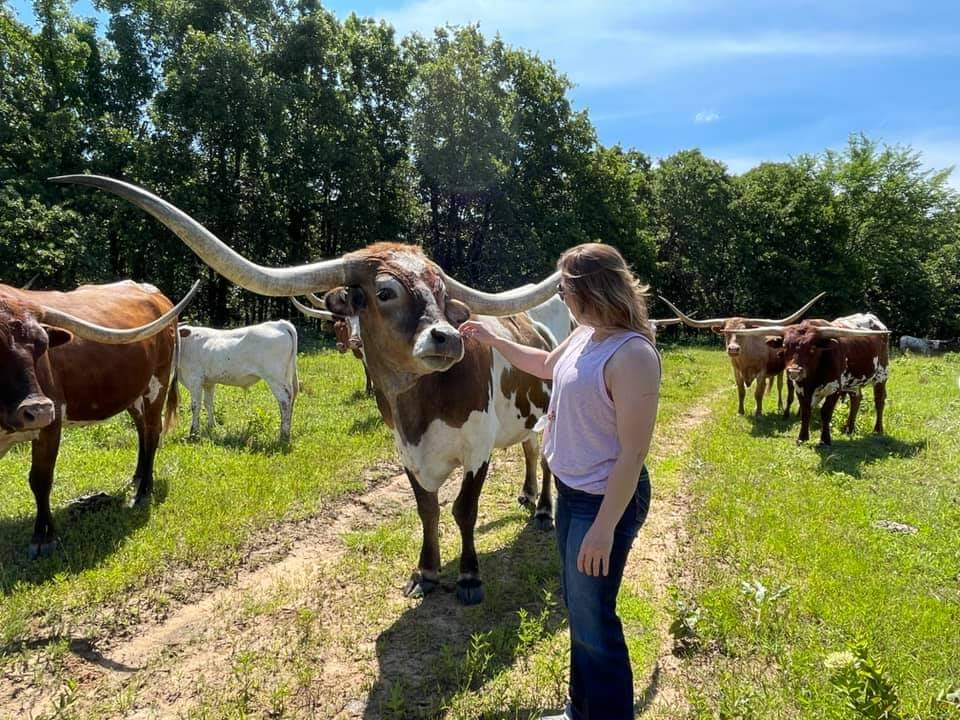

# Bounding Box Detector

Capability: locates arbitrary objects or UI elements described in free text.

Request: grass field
[0,342,957,719]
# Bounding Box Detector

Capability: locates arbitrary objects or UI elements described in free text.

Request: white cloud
[694,110,720,124]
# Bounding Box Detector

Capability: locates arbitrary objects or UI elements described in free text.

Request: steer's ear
[324,286,363,316]
[765,336,784,348]
[445,299,471,327]
[710,325,724,335]
[42,326,73,348]
[179,327,192,338]
[815,337,838,349]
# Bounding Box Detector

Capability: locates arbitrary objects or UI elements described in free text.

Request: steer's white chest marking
[397,410,497,493]
[811,380,839,406]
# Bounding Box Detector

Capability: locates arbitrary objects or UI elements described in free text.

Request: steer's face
[0,300,71,434]
[324,248,471,377]
[771,324,836,383]
[717,319,747,357]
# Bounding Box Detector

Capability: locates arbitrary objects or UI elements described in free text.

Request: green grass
[0,344,393,651]
[676,352,960,719]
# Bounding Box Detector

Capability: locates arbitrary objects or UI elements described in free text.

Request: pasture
[0,343,958,719]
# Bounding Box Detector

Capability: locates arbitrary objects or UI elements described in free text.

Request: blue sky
[11,0,960,186]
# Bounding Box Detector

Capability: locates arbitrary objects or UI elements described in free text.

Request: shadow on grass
[349,413,383,436]
[208,430,293,456]
[363,523,566,720]
[0,476,165,600]
[746,411,797,438]
[815,434,927,478]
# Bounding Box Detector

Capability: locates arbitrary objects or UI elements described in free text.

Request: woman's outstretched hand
[459,319,498,346]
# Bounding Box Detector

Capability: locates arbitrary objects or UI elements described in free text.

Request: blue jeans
[555,468,651,720]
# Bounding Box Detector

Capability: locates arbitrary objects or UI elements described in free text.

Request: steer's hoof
[28,539,57,560]
[517,494,534,508]
[455,577,485,605]
[403,571,439,599]
[533,512,555,532]
[128,493,152,510]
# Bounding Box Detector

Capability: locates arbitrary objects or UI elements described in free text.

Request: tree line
[2,0,958,334]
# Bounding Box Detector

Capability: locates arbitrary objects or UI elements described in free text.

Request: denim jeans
[554,468,651,720]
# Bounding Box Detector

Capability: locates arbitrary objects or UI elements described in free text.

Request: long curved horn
[734,326,789,336]
[22,274,40,290]
[291,296,335,321]
[650,317,683,327]
[657,297,728,329]
[739,292,827,325]
[51,175,348,296]
[306,292,326,309]
[442,270,561,317]
[816,326,890,339]
[38,280,201,344]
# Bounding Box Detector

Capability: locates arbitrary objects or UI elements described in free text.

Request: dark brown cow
[737,321,890,445]
[659,294,825,416]
[0,280,198,557]
[57,175,565,605]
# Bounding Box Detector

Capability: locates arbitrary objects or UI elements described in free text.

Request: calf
[177,321,299,442]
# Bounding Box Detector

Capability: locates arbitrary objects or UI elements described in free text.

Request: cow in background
[737,321,890,445]
[0,280,198,556]
[899,335,956,355]
[292,295,373,396]
[177,321,299,443]
[60,174,565,606]
[659,293,826,417]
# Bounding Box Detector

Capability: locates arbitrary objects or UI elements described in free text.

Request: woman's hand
[459,319,498,346]
[577,521,616,577]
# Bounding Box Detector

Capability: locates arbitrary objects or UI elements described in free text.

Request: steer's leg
[267,379,294,443]
[754,372,767,416]
[28,423,61,559]
[844,392,862,435]
[453,460,490,605]
[203,384,216,431]
[403,469,441,599]
[735,370,746,415]
[873,381,886,435]
[784,378,795,419]
[818,393,840,446]
[521,436,554,530]
[131,383,166,508]
[797,392,812,443]
[185,380,202,438]
[775,372,784,413]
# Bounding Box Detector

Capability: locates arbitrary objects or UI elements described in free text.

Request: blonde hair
[558,243,655,343]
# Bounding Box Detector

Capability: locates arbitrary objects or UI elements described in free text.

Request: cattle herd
[0,174,954,602]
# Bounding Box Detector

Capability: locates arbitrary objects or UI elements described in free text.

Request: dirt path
[630,390,725,719]
[1,389,725,720]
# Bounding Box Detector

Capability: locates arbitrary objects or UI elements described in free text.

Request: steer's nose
[786,367,803,381]
[431,328,448,344]
[727,344,741,356]
[15,397,56,430]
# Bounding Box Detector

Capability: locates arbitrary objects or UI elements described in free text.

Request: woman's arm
[576,338,661,577]
[459,319,581,380]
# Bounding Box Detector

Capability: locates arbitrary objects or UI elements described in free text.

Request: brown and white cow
[737,321,890,445]
[0,279,199,557]
[56,175,566,605]
[659,294,825,416]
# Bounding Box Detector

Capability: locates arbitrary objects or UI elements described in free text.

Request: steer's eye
[376,288,396,302]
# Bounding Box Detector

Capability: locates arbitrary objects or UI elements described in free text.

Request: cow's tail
[286,321,300,400]
[163,324,181,436]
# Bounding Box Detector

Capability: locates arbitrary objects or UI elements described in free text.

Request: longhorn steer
[898,335,954,355]
[737,321,890,445]
[177,321,299,442]
[56,175,565,606]
[292,296,373,395]
[659,294,825,416]
[0,279,198,556]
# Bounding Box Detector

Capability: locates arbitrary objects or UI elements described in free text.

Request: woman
[459,243,660,720]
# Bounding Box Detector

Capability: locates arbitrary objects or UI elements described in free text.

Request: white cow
[899,335,953,355]
[177,321,299,442]
[834,313,888,331]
